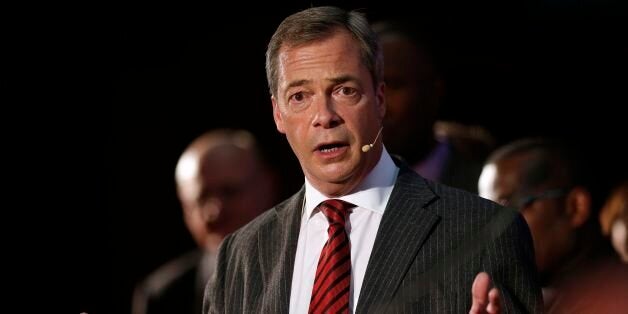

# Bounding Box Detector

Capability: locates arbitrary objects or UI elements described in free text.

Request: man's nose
[311,95,341,128]
[200,197,223,222]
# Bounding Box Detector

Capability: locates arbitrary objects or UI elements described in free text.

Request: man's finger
[487,288,501,314]
[470,272,491,314]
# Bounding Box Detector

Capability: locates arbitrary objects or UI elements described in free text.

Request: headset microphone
[361,127,383,153]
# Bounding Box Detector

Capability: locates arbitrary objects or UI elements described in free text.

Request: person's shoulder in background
[433,121,495,193]
[132,250,203,314]
[434,121,495,162]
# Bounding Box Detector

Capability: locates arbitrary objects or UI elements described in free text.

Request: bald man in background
[132,129,279,314]
[478,138,628,313]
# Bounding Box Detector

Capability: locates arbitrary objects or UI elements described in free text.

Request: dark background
[45,1,627,313]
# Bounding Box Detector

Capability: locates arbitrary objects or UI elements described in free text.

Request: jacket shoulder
[223,188,303,250]
[426,178,517,220]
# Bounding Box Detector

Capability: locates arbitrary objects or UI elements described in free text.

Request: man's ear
[565,186,591,228]
[271,96,286,134]
[376,81,386,120]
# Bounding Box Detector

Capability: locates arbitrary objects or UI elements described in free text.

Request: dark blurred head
[478,138,595,282]
[175,129,278,251]
[372,20,444,163]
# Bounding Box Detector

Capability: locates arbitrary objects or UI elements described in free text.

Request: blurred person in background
[600,181,628,263]
[373,19,494,193]
[479,138,628,313]
[132,129,279,314]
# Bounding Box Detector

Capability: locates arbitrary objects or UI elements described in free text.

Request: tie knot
[318,199,354,225]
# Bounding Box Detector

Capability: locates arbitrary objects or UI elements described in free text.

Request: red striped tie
[309,199,355,314]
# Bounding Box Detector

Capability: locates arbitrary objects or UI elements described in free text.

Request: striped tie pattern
[309,199,354,314]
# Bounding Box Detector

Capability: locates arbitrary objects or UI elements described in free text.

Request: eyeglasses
[504,188,568,210]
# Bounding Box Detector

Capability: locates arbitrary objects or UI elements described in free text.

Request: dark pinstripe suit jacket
[204,162,542,313]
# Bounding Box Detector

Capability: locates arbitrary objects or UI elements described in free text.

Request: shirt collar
[304,146,399,219]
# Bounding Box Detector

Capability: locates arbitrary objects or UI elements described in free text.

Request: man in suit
[204,6,541,313]
[133,129,279,314]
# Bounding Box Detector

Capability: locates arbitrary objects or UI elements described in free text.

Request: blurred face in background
[478,154,575,280]
[178,145,275,250]
[599,183,628,263]
[379,33,441,158]
[610,219,628,263]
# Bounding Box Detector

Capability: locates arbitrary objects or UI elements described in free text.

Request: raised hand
[469,272,501,314]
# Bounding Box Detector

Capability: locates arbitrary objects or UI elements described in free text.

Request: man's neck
[304,147,398,217]
[305,146,384,197]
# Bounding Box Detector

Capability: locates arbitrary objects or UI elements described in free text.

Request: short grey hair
[265,6,382,96]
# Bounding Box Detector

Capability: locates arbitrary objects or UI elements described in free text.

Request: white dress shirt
[289,148,399,313]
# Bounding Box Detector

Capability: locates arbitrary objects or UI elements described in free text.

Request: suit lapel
[356,166,440,313]
[257,187,304,313]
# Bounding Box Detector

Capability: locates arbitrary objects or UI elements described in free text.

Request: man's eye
[286,91,310,112]
[289,92,308,105]
[340,87,356,95]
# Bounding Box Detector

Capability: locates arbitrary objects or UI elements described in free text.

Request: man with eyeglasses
[478,138,627,312]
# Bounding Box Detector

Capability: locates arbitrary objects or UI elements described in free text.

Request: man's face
[478,155,573,277]
[179,146,274,249]
[271,30,385,197]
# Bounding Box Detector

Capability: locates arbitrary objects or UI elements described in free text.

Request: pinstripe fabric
[204,159,542,313]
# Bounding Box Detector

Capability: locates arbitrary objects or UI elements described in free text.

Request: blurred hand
[469,272,501,314]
